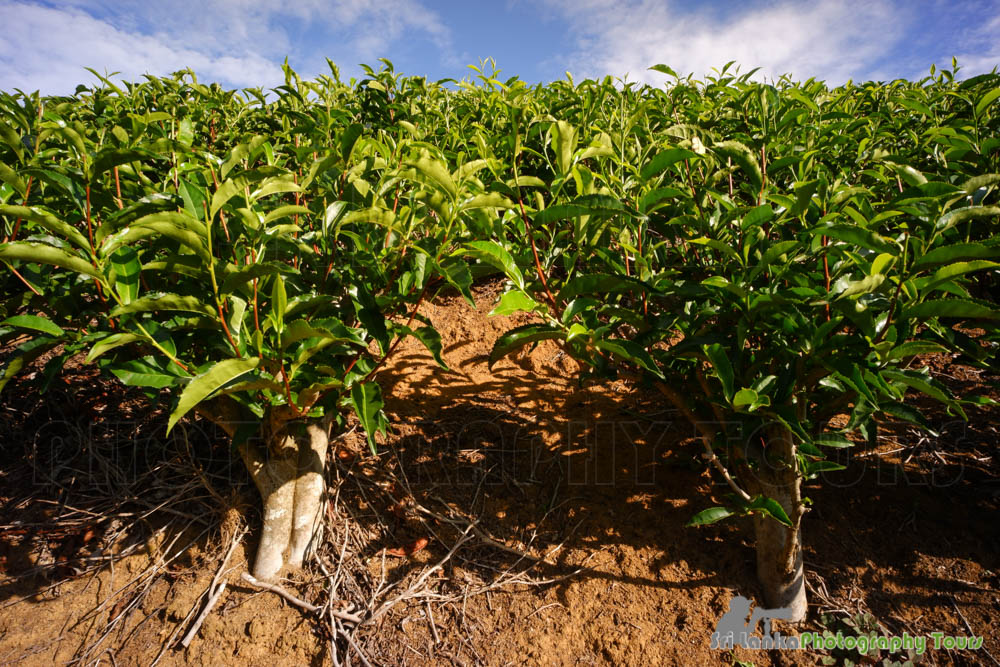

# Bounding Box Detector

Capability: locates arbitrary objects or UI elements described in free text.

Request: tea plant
[0,63,499,579]
[479,62,1000,618]
[2,59,998,613]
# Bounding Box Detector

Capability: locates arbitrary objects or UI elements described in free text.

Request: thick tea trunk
[196,400,330,581]
[287,423,329,568]
[749,425,807,622]
[240,421,330,581]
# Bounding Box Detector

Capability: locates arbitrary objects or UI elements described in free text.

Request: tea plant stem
[279,361,301,416]
[822,235,831,321]
[5,175,33,242]
[874,231,908,344]
[516,195,559,310]
[201,200,240,355]
[3,262,41,295]
[359,281,431,386]
[650,377,750,501]
[113,167,123,209]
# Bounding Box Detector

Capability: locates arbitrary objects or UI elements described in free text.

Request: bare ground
[1,281,998,666]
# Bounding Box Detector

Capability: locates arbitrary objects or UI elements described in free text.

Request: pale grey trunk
[238,422,330,581]
[196,401,329,582]
[748,425,807,623]
[287,423,329,568]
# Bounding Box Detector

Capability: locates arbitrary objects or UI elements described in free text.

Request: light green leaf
[111,293,216,317]
[271,274,287,335]
[263,204,311,226]
[464,240,525,290]
[746,495,793,527]
[912,242,1000,271]
[0,241,100,278]
[593,338,664,379]
[811,433,854,448]
[167,357,260,432]
[0,205,89,250]
[110,246,140,304]
[557,273,651,303]
[686,507,736,526]
[713,141,762,193]
[85,332,144,362]
[886,341,949,361]
[349,381,386,455]
[1,314,65,337]
[703,343,735,401]
[551,120,579,176]
[490,290,540,316]
[489,324,566,368]
[408,152,457,198]
[0,162,27,197]
[640,148,700,181]
[975,86,1000,116]
[935,206,1000,234]
[903,299,1000,321]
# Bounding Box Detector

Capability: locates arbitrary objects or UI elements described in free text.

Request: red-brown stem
[8,103,44,241]
[113,167,123,210]
[208,164,231,242]
[516,195,559,311]
[216,299,240,355]
[84,184,107,305]
[316,282,432,408]
[5,263,42,296]
[279,361,301,416]
[7,175,34,242]
[638,222,647,315]
[759,145,768,206]
[822,236,831,321]
[359,282,431,386]
[84,184,96,255]
[170,358,191,373]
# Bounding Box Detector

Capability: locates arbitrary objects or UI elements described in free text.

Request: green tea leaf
[489,324,566,368]
[167,357,260,432]
[686,506,736,527]
[1,314,65,337]
[703,343,735,401]
[0,241,100,278]
[464,240,525,290]
[349,381,386,455]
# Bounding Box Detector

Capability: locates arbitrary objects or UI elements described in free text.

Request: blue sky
[1,0,998,94]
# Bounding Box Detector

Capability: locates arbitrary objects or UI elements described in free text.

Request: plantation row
[1,59,998,619]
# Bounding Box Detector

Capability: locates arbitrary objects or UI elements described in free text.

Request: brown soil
[1,281,998,666]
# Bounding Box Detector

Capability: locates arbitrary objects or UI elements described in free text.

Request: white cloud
[953,13,1000,78]
[0,0,452,94]
[541,0,908,85]
[0,2,286,93]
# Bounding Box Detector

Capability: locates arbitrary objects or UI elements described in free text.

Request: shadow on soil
[1,295,998,665]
